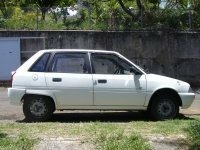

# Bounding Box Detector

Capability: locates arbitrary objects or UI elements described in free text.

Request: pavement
[0,87,199,121]
[180,94,200,115]
[0,88,23,120]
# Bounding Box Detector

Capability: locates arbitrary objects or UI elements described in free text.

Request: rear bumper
[179,93,195,109]
[8,88,25,105]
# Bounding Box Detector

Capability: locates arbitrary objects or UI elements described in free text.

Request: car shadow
[50,111,150,123]
[16,111,195,123]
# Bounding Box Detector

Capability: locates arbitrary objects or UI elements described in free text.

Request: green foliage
[165,0,188,8]
[0,117,200,149]
[191,0,200,15]
[0,0,17,18]
[148,0,160,4]
[0,0,199,30]
[0,17,6,28]
[156,9,183,29]
[38,20,65,30]
[192,12,200,29]
[4,7,66,30]
[5,7,36,29]
[95,129,151,150]
[187,121,200,150]
[0,132,37,150]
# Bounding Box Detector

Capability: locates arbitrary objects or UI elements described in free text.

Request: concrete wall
[20,37,45,62]
[0,30,199,86]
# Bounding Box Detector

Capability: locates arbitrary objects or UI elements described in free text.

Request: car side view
[8,49,195,121]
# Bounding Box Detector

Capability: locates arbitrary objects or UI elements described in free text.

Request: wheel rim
[157,100,174,118]
[30,98,47,117]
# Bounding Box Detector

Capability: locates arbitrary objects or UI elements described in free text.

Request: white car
[8,49,195,121]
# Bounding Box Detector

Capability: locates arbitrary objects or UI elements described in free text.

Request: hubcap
[30,98,47,116]
[158,100,174,117]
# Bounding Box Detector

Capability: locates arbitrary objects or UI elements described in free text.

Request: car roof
[39,49,119,54]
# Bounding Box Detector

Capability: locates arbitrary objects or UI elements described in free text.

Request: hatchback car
[8,49,195,121]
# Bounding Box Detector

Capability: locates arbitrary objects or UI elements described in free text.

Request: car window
[29,53,50,72]
[91,53,132,74]
[51,53,89,74]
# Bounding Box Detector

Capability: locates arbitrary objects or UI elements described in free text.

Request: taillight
[11,71,16,87]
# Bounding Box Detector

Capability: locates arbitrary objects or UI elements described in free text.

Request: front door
[45,52,93,106]
[91,53,147,106]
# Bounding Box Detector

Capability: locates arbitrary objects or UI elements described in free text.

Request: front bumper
[179,92,195,109]
[8,88,25,105]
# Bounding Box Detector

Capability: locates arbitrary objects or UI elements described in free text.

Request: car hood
[145,74,190,93]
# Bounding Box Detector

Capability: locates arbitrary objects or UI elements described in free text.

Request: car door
[91,53,147,106]
[45,52,93,106]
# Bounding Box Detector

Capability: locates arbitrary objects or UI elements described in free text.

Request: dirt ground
[0,87,200,150]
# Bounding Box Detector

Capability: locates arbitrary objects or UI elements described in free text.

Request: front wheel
[23,95,54,122]
[150,95,179,120]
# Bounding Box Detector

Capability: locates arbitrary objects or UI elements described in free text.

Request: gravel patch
[34,137,94,150]
[146,134,188,150]
[35,134,188,150]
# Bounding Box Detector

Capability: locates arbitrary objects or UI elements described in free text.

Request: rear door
[91,53,147,106]
[45,52,93,106]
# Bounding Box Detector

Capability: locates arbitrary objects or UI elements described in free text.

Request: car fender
[25,89,58,107]
[144,85,179,107]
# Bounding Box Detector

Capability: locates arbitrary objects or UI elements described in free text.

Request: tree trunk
[136,0,145,13]
[117,0,145,21]
[41,11,45,20]
[41,8,47,21]
[116,0,137,20]
[52,11,58,23]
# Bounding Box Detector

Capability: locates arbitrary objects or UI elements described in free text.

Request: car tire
[23,95,54,122]
[150,94,179,120]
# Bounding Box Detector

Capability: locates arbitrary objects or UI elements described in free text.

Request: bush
[6,7,36,29]
[187,121,200,150]
[0,17,6,28]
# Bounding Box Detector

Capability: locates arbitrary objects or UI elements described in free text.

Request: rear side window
[51,53,89,74]
[29,53,50,72]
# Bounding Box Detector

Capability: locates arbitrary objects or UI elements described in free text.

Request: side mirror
[143,65,150,73]
[130,67,142,75]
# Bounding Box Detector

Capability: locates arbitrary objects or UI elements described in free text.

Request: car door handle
[98,79,107,84]
[52,78,62,82]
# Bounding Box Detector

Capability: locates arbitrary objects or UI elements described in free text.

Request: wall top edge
[0,30,200,34]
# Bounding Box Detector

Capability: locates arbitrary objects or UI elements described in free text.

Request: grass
[0,132,37,150]
[186,120,200,150]
[1,119,198,137]
[0,115,199,149]
[94,129,151,150]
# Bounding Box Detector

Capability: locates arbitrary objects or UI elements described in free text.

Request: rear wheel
[150,94,179,120]
[23,95,54,122]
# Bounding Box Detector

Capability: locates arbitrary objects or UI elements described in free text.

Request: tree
[116,0,145,21]
[59,0,76,23]
[19,0,76,21]
[32,0,61,20]
[164,0,188,8]
[191,0,200,12]
[0,0,17,18]
[24,0,75,21]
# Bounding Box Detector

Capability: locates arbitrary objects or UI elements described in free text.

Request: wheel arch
[22,94,56,112]
[147,88,182,110]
